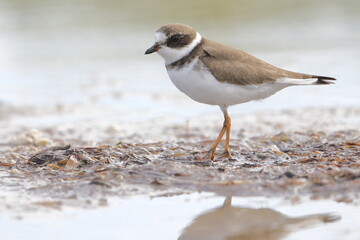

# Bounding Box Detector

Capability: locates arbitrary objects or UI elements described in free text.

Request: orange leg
[220,113,232,159]
[203,124,226,160]
[203,111,232,160]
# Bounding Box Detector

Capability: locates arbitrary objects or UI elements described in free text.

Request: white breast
[167,58,289,107]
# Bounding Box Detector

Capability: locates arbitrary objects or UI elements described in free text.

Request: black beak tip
[144,48,153,55]
[145,44,160,55]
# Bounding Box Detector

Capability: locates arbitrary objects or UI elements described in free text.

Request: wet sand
[0,106,359,213]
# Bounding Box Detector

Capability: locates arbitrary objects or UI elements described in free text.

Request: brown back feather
[200,39,314,85]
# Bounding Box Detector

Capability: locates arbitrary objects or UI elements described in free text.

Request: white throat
[155,32,202,65]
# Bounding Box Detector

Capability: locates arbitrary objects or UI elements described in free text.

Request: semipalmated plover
[145,23,336,160]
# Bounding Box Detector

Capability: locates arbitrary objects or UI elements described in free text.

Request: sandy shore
[0,106,359,213]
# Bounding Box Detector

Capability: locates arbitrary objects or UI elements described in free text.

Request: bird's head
[145,23,202,65]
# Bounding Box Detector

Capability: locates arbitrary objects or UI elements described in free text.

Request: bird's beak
[145,43,160,54]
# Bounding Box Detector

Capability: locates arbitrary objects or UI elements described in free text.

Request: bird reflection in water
[178,197,340,240]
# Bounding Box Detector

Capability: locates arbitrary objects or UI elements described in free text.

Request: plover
[145,23,336,160]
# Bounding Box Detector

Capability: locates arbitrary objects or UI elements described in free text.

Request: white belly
[167,58,288,106]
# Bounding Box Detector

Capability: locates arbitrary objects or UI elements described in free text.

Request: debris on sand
[0,107,359,211]
[0,130,358,210]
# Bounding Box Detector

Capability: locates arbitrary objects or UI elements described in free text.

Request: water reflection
[179,197,340,240]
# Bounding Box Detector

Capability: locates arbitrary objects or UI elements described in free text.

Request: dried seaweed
[0,129,359,211]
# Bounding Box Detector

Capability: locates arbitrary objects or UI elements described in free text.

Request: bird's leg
[203,124,226,160]
[203,111,230,160]
[220,112,232,159]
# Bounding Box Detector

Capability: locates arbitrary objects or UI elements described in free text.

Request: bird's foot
[218,150,232,159]
[202,149,232,160]
[202,149,215,160]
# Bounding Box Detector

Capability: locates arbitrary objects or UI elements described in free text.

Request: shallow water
[1,193,359,240]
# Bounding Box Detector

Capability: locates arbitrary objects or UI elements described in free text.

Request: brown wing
[200,39,313,86]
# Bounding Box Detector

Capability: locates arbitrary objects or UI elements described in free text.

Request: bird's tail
[312,75,337,85]
[276,75,336,85]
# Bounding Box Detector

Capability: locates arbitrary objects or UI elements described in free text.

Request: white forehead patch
[155,32,202,65]
[154,31,167,43]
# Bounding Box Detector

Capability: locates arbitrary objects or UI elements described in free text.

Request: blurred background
[0,0,359,134]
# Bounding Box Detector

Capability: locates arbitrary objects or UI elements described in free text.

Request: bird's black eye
[167,34,190,48]
[169,34,184,42]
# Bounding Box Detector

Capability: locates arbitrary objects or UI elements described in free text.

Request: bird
[145,23,336,160]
